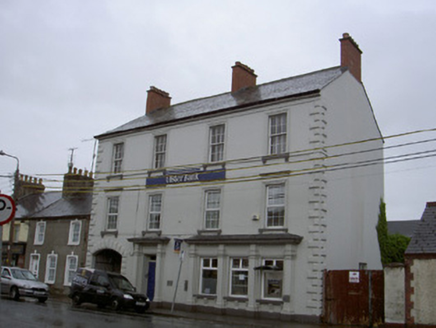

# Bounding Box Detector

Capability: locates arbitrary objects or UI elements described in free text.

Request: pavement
[51,294,328,328]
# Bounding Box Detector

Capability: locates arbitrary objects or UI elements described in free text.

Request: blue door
[147,261,156,301]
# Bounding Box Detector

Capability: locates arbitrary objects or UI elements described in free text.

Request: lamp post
[0,150,20,266]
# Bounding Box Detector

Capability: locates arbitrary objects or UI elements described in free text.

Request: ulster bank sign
[146,167,226,187]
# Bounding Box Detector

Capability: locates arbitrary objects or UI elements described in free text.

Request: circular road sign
[0,194,16,226]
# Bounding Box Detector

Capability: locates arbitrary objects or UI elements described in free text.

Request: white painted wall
[87,71,383,318]
[384,265,405,324]
[410,259,436,325]
[322,71,383,270]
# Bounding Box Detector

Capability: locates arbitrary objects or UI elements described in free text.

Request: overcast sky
[1,0,435,221]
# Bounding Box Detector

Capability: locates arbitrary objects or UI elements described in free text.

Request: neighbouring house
[1,175,46,267]
[388,220,419,238]
[17,167,93,295]
[404,201,436,326]
[86,33,383,323]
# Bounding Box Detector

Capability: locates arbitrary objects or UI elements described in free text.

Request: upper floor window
[68,220,82,245]
[209,124,225,162]
[45,252,58,284]
[200,258,218,295]
[64,254,78,286]
[34,221,46,245]
[14,224,20,242]
[112,143,124,174]
[266,184,285,227]
[230,258,249,297]
[269,113,287,155]
[148,194,162,230]
[154,135,167,169]
[106,197,119,230]
[204,190,221,229]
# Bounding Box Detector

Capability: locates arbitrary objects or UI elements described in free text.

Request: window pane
[201,269,217,295]
[107,197,119,230]
[149,194,162,230]
[267,184,285,227]
[210,125,225,162]
[154,135,167,168]
[113,143,124,173]
[205,191,220,229]
[263,271,283,298]
[231,270,248,295]
[269,113,287,155]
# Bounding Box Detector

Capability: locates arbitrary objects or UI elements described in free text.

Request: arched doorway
[94,249,122,273]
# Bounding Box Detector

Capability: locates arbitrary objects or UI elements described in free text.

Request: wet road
[0,297,233,328]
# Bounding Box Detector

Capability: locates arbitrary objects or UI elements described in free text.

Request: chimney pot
[340,33,362,82]
[231,61,257,93]
[146,86,171,114]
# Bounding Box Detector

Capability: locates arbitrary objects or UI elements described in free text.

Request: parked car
[0,266,49,303]
[69,268,150,313]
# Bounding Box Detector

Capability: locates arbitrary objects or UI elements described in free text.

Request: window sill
[197,229,221,236]
[106,174,123,181]
[258,228,288,234]
[223,296,248,302]
[256,298,283,305]
[101,230,118,238]
[194,294,217,300]
[142,230,162,237]
[261,153,289,164]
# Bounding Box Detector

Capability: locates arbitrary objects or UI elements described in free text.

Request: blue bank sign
[146,168,225,186]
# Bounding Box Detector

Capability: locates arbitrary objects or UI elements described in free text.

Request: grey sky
[1,0,435,221]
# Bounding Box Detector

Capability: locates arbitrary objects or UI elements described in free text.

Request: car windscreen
[108,274,135,292]
[11,269,37,281]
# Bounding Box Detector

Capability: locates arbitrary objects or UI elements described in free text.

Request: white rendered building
[86,33,383,322]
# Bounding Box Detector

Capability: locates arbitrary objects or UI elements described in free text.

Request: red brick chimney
[146,86,171,114]
[231,61,257,93]
[340,33,362,82]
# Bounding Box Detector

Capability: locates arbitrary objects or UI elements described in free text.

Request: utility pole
[0,150,20,266]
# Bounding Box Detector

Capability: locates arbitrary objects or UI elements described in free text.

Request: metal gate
[323,270,384,326]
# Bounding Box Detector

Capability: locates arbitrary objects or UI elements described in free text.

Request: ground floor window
[29,253,40,278]
[230,258,249,297]
[64,255,78,286]
[262,259,283,299]
[45,252,58,284]
[200,258,218,295]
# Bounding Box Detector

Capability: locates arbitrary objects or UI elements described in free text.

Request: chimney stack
[146,86,171,114]
[17,175,45,199]
[231,61,257,93]
[340,33,362,82]
[62,166,94,199]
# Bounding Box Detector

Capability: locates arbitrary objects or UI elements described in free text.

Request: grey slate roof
[387,220,420,238]
[97,66,346,138]
[405,202,436,255]
[16,192,92,219]
[15,192,62,219]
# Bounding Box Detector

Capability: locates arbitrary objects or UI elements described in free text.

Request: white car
[1,266,49,303]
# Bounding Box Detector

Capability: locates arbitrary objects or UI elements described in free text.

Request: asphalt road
[0,296,233,328]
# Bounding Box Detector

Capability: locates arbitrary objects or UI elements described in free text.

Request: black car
[69,268,150,313]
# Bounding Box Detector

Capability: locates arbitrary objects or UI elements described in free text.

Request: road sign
[0,194,16,226]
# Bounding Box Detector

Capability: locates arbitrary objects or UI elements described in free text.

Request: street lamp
[0,150,20,266]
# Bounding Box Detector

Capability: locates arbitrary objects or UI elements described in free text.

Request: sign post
[171,239,184,312]
[0,194,16,301]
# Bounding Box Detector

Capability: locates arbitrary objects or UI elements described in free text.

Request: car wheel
[71,293,82,306]
[109,297,121,311]
[38,297,48,303]
[10,286,20,301]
